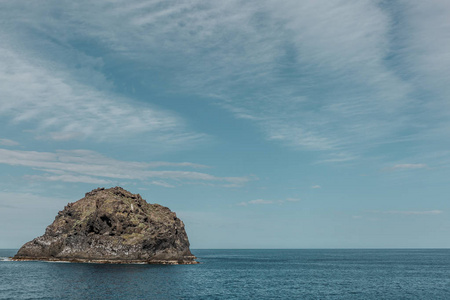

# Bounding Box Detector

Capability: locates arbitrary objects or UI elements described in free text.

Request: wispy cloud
[0,148,250,187]
[396,0,450,104]
[238,199,274,206]
[150,181,176,188]
[385,210,443,215]
[0,191,70,209]
[24,174,111,185]
[286,198,301,202]
[372,210,443,216]
[238,197,300,206]
[388,164,428,171]
[0,0,421,158]
[0,139,19,146]
[311,185,321,189]
[1,0,449,165]
[0,36,204,148]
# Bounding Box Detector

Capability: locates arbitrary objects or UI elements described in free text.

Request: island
[13,187,198,264]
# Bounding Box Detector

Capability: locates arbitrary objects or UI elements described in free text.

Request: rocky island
[13,187,197,264]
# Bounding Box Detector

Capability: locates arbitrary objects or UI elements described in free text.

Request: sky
[1,0,450,249]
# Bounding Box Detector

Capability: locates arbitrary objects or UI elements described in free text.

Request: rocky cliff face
[13,187,197,264]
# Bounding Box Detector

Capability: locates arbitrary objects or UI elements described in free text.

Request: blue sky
[1,0,449,248]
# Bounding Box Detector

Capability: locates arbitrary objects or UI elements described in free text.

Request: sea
[1,249,449,299]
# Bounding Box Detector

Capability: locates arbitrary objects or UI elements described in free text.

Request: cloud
[150,181,176,188]
[383,210,443,215]
[286,198,301,202]
[369,210,443,216]
[248,199,274,205]
[0,139,19,146]
[0,203,17,209]
[25,174,111,185]
[396,0,450,103]
[0,34,204,148]
[145,162,208,169]
[389,164,428,171]
[0,148,250,187]
[0,191,70,209]
[395,1,450,153]
[166,0,414,154]
[311,185,321,189]
[0,2,400,151]
[1,0,449,163]
[238,199,274,206]
[238,197,300,206]
[315,152,360,164]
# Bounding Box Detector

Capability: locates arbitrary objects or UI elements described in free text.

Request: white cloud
[311,185,321,189]
[0,148,250,187]
[238,197,300,206]
[177,0,413,153]
[146,162,208,169]
[384,210,443,215]
[0,0,448,162]
[0,38,204,148]
[238,199,274,206]
[0,1,407,153]
[286,198,301,202]
[315,153,360,164]
[369,210,443,216]
[390,164,428,170]
[248,199,274,205]
[25,174,111,185]
[397,0,450,104]
[0,139,19,146]
[0,191,70,209]
[150,181,176,188]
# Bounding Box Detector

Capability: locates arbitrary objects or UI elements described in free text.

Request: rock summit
[13,187,197,264]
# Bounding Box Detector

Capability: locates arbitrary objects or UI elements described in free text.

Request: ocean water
[1,249,449,299]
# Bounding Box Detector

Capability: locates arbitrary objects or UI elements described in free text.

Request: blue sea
[1,249,450,299]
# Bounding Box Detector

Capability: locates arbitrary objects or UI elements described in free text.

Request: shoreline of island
[11,256,199,265]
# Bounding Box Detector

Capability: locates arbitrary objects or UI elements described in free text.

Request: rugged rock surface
[13,187,197,264]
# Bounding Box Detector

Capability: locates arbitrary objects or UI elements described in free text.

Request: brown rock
[13,187,197,264]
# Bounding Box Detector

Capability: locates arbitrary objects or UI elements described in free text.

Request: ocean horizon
[2,248,450,299]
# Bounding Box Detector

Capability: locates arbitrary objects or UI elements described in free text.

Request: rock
[13,187,197,264]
